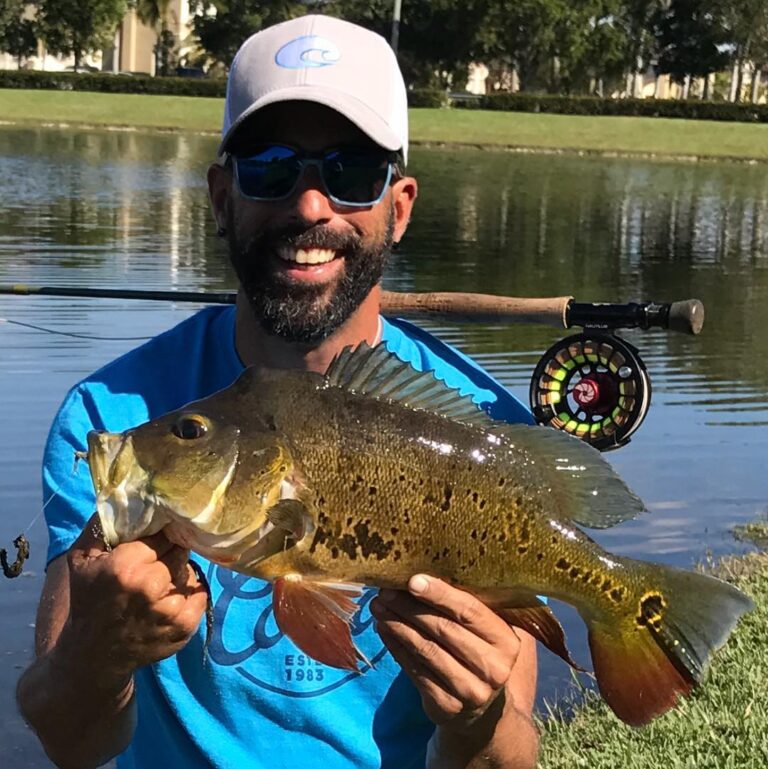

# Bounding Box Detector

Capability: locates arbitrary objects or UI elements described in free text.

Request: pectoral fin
[272,575,371,671]
[267,499,314,540]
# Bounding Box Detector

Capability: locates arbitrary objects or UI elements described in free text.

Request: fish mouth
[86,430,128,496]
[85,430,158,545]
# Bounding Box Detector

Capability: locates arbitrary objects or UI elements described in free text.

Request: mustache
[242,225,364,257]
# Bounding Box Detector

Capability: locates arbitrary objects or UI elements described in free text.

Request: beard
[227,207,394,344]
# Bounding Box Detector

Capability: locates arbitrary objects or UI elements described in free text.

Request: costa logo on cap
[275,35,341,69]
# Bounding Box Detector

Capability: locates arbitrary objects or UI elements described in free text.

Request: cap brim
[218,85,403,157]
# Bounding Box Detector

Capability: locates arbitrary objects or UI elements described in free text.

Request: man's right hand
[62,514,209,678]
[17,515,208,769]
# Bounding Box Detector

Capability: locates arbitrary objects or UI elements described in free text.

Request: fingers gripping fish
[82,344,753,726]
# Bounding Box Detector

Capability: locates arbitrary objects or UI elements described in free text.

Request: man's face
[214,102,410,344]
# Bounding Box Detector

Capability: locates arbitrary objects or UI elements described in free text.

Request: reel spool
[529,332,651,451]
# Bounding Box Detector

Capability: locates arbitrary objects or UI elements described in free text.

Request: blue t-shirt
[43,306,533,769]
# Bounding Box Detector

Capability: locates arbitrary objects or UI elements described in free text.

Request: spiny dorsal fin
[489,423,647,528]
[325,342,494,427]
[326,344,646,530]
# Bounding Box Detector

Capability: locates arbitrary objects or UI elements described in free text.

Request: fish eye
[172,415,208,440]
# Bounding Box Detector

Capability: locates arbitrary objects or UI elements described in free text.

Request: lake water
[1,125,766,766]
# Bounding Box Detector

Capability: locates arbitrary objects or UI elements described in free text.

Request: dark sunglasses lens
[322,150,391,204]
[236,146,301,199]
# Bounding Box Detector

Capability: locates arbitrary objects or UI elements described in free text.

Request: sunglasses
[232,145,398,208]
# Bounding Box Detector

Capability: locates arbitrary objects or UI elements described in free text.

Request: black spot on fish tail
[636,592,666,630]
[188,559,213,664]
[610,586,627,603]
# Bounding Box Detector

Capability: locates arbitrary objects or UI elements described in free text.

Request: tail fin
[586,560,753,726]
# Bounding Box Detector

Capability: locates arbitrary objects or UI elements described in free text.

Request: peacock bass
[84,343,752,726]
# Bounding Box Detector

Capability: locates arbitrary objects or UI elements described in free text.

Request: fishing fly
[1,465,78,579]
[1,535,29,579]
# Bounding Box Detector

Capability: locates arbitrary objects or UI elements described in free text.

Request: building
[0,1,193,75]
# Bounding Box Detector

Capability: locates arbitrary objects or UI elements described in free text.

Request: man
[17,15,539,769]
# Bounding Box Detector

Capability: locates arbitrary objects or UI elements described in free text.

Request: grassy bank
[2,89,768,161]
[538,539,768,768]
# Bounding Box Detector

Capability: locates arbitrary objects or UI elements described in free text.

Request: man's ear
[207,162,232,232]
[391,175,418,244]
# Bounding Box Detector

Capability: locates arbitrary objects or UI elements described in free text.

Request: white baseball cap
[219,15,409,164]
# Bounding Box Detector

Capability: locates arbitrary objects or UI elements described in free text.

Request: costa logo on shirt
[274,35,341,69]
[204,563,389,697]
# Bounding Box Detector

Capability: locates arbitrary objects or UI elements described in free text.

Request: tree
[717,0,768,101]
[0,0,38,65]
[135,0,175,75]
[615,0,664,96]
[1,15,37,65]
[189,0,307,69]
[653,0,731,89]
[38,0,128,70]
[548,0,630,94]
[474,0,564,91]
[309,0,486,88]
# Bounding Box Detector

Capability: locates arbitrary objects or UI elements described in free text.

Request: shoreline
[1,117,766,165]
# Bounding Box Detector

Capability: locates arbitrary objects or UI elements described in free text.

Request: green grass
[409,108,768,161]
[2,89,767,161]
[0,89,224,132]
[537,540,768,768]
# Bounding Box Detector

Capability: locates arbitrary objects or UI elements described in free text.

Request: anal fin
[473,588,582,670]
[495,604,583,670]
[272,575,370,671]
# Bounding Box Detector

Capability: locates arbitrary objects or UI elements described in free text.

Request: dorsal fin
[488,422,647,528]
[325,342,494,428]
[325,343,646,530]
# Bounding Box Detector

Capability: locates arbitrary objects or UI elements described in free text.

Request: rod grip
[668,299,705,335]
[380,291,572,327]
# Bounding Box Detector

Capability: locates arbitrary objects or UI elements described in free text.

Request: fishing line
[2,455,85,578]
[0,317,152,341]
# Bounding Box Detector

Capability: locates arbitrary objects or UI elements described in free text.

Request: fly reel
[530,332,651,451]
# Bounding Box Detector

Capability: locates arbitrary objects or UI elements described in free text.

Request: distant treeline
[1,0,767,100]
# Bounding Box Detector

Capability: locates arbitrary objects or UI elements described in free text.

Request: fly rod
[0,284,704,335]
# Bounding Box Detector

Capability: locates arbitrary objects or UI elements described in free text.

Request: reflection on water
[1,126,766,764]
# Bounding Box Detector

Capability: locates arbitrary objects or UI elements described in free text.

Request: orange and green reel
[529,333,651,451]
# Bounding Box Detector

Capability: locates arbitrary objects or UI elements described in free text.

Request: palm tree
[134,0,174,75]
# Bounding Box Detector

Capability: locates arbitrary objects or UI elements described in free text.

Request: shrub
[453,91,768,123]
[407,88,450,108]
[0,69,226,97]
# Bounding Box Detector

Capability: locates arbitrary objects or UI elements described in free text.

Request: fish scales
[260,381,622,611]
[86,344,753,727]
